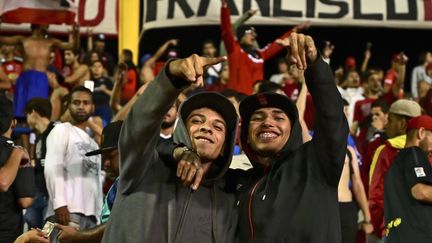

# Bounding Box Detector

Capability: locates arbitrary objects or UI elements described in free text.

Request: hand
[174,147,204,190]
[167,39,179,46]
[396,52,408,65]
[361,222,374,234]
[276,33,317,70]
[247,9,258,16]
[54,206,70,225]
[55,224,78,243]
[168,54,227,87]
[15,229,49,243]
[322,41,335,59]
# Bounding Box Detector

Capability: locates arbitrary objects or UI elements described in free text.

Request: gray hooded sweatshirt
[101,65,238,243]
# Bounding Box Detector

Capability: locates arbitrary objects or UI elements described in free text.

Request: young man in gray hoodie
[101,55,239,243]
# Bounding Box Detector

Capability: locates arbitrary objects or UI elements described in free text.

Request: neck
[71,119,87,130]
[2,130,12,139]
[35,118,50,134]
[256,156,272,167]
[364,90,379,99]
[405,139,419,148]
[72,62,80,70]
[160,126,174,137]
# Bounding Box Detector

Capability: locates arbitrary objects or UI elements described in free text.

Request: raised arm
[119,54,226,194]
[279,33,349,186]
[259,21,310,61]
[53,23,79,50]
[220,0,237,55]
[0,35,24,45]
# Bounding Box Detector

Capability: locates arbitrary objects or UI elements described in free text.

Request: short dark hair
[220,89,247,103]
[24,98,52,119]
[372,99,390,114]
[69,86,93,104]
[202,39,216,47]
[258,80,283,93]
[65,48,80,57]
[122,49,133,62]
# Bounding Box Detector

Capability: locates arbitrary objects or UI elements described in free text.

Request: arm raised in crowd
[119,54,226,194]
[279,33,349,186]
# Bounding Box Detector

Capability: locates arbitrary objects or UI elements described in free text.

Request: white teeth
[259,132,277,139]
[197,138,212,143]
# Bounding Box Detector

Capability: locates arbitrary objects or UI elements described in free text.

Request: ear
[10,119,17,130]
[418,127,426,140]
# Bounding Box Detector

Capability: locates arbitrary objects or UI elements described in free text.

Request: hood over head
[174,92,238,185]
[239,92,303,167]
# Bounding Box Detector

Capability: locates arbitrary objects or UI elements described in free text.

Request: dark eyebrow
[213,119,226,128]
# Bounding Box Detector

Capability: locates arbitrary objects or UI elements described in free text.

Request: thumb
[201,56,227,67]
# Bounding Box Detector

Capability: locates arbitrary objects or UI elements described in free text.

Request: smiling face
[186,108,226,163]
[247,107,291,157]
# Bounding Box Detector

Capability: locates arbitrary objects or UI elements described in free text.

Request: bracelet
[362,220,372,224]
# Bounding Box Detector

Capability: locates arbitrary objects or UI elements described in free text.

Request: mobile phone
[41,221,55,238]
[84,80,94,92]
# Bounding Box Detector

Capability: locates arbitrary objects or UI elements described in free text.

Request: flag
[0,0,76,25]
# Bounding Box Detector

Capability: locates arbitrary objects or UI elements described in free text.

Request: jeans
[24,194,48,229]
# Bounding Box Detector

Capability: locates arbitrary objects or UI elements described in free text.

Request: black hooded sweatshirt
[229,57,349,243]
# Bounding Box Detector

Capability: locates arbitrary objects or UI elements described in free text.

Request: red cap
[345,57,356,69]
[407,115,432,132]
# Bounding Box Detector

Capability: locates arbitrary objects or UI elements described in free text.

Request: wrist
[361,219,372,224]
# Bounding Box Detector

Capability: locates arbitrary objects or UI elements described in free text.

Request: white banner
[0,0,118,35]
[142,0,432,30]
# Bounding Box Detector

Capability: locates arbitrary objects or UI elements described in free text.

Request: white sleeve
[44,124,68,210]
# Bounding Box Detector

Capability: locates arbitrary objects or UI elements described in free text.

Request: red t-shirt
[283,82,299,101]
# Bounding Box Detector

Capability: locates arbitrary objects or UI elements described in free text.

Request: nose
[261,117,274,127]
[199,123,212,134]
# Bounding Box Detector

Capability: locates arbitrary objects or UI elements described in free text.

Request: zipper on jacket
[174,189,192,243]
[248,177,264,241]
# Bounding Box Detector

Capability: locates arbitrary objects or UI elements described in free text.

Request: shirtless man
[0,23,78,117]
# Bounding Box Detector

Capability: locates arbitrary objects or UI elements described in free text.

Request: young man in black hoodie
[235,33,349,242]
[101,54,239,243]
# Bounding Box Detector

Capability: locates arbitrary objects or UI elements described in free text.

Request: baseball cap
[388,99,421,118]
[240,92,298,123]
[179,92,237,134]
[86,120,123,156]
[345,57,356,69]
[407,115,432,132]
[236,26,257,40]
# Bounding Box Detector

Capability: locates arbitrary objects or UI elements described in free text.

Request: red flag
[1,0,76,25]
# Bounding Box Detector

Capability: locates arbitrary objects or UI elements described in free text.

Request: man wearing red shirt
[220,0,308,95]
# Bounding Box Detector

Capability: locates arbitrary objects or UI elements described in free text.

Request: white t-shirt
[411,65,432,98]
[44,122,103,219]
